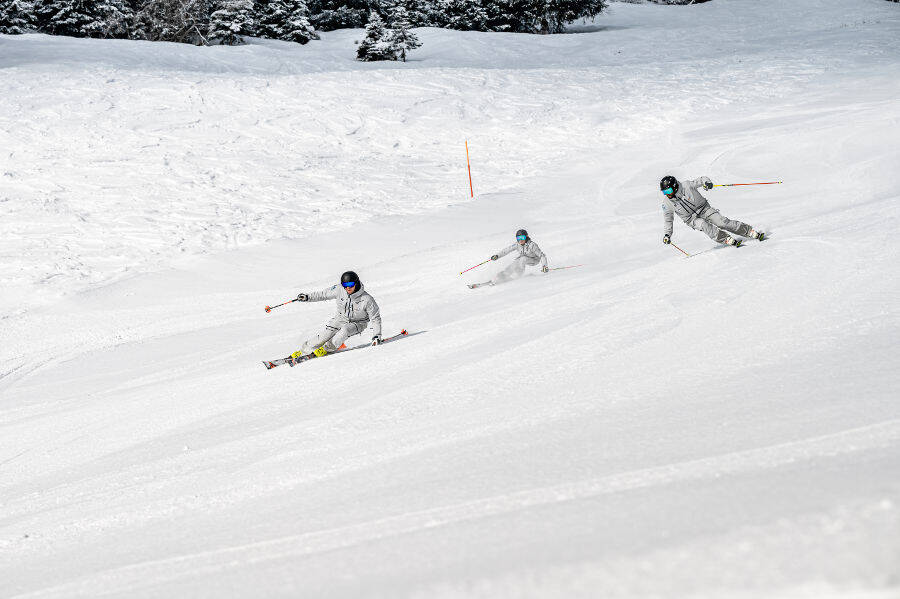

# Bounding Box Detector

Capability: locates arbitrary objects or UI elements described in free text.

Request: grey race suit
[492,240,549,284]
[663,177,753,244]
[299,283,382,354]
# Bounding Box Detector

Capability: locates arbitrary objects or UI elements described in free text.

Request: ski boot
[726,237,742,248]
[749,228,766,241]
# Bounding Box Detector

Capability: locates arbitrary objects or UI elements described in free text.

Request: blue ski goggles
[661,187,675,196]
[516,235,528,241]
[341,281,357,288]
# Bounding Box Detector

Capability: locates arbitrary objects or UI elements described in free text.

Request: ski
[262,329,409,370]
[467,282,494,289]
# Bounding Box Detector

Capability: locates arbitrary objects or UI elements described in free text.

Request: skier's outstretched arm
[686,176,713,193]
[298,285,340,302]
[494,243,517,260]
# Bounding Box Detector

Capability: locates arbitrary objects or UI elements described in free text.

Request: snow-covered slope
[2,1,900,597]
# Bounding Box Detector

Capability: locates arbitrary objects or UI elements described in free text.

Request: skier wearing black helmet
[292,270,383,358]
[484,228,549,285]
[660,175,764,247]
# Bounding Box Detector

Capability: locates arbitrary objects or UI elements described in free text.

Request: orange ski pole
[670,243,691,257]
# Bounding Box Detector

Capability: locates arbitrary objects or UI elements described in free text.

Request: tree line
[0,0,608,47]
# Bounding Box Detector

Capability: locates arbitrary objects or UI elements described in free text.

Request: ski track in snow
[1,0,900,597]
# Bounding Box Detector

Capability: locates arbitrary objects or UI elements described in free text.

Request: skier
[291,271,382,359]
[660,175,765,248]
[487,229,549,284]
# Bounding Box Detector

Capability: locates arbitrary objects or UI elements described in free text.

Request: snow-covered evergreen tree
[485,0,604,33]
[257,0,316,43]
[306,0,368,30]
[385,5,420,61]
[0,0,35,33]
[207,0,254,44]
[133,0,210,43]
[356,10,393,61]
[34,0,130,37]
[429,0,487,31]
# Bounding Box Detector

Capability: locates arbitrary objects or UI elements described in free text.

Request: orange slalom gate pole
[465,140,474,198]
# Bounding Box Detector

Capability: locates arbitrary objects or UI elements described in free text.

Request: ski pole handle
[713,181,782,187]
[670,242,691,257]
[459,259,491,275]
[264,298,298,313]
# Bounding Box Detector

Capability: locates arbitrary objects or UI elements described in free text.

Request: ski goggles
[661,187,676,196]
[516,235,528,241]
[341,281,357,288]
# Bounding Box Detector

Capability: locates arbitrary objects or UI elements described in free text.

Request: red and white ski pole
[713,181,782,187]
[264,297,299,313]
[459,259,491,275]
[548,264,584,271]
[670,242,691,258]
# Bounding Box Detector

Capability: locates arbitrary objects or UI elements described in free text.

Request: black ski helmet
[660,176,679,197]
[516,228,529,240]
[340,270,361,288]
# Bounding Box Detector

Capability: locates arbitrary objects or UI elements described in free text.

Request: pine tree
[257,0,316,43]
[281,0,316,43]
[0,0,35,33]
[207,0,254,44]
[433,0,488,31]
[306,0,368,30]
[356,10,393,60]
[385,5,420,61]
[133,0,210,44]
[34,0,129,37]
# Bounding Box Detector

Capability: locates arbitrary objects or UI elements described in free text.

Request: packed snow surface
[2,0,900,597]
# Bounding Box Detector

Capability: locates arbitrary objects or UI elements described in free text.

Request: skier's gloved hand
[297,293,309,301]
[663,234,671,245]
[490,255,499,261]
[541,266,549,273]
[371,335,382,346]
[703,180,714,190]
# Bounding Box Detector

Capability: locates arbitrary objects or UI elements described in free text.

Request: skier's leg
[329,322,365,351]
[707,209,754,237]
[691,216,732,245]
[300,317,342,354]
[491,257,527,284]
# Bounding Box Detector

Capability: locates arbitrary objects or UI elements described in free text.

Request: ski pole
[713,181,782,187]
[265,298,299,313]
[459,259,491,275]
[670,242,691,258]
[548,264,584,271]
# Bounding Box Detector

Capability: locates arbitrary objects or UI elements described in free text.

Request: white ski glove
[371,335,382,346]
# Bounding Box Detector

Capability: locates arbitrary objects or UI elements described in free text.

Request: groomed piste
[1,1,899,596]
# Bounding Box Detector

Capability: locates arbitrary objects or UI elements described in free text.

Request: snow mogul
[660,175,765,248]
[292,270,382,359]
[488,229,549,284]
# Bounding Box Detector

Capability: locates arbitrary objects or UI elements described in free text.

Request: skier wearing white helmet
[660,175,765,247]
[488,228,549,284]
[292,270,383,359]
